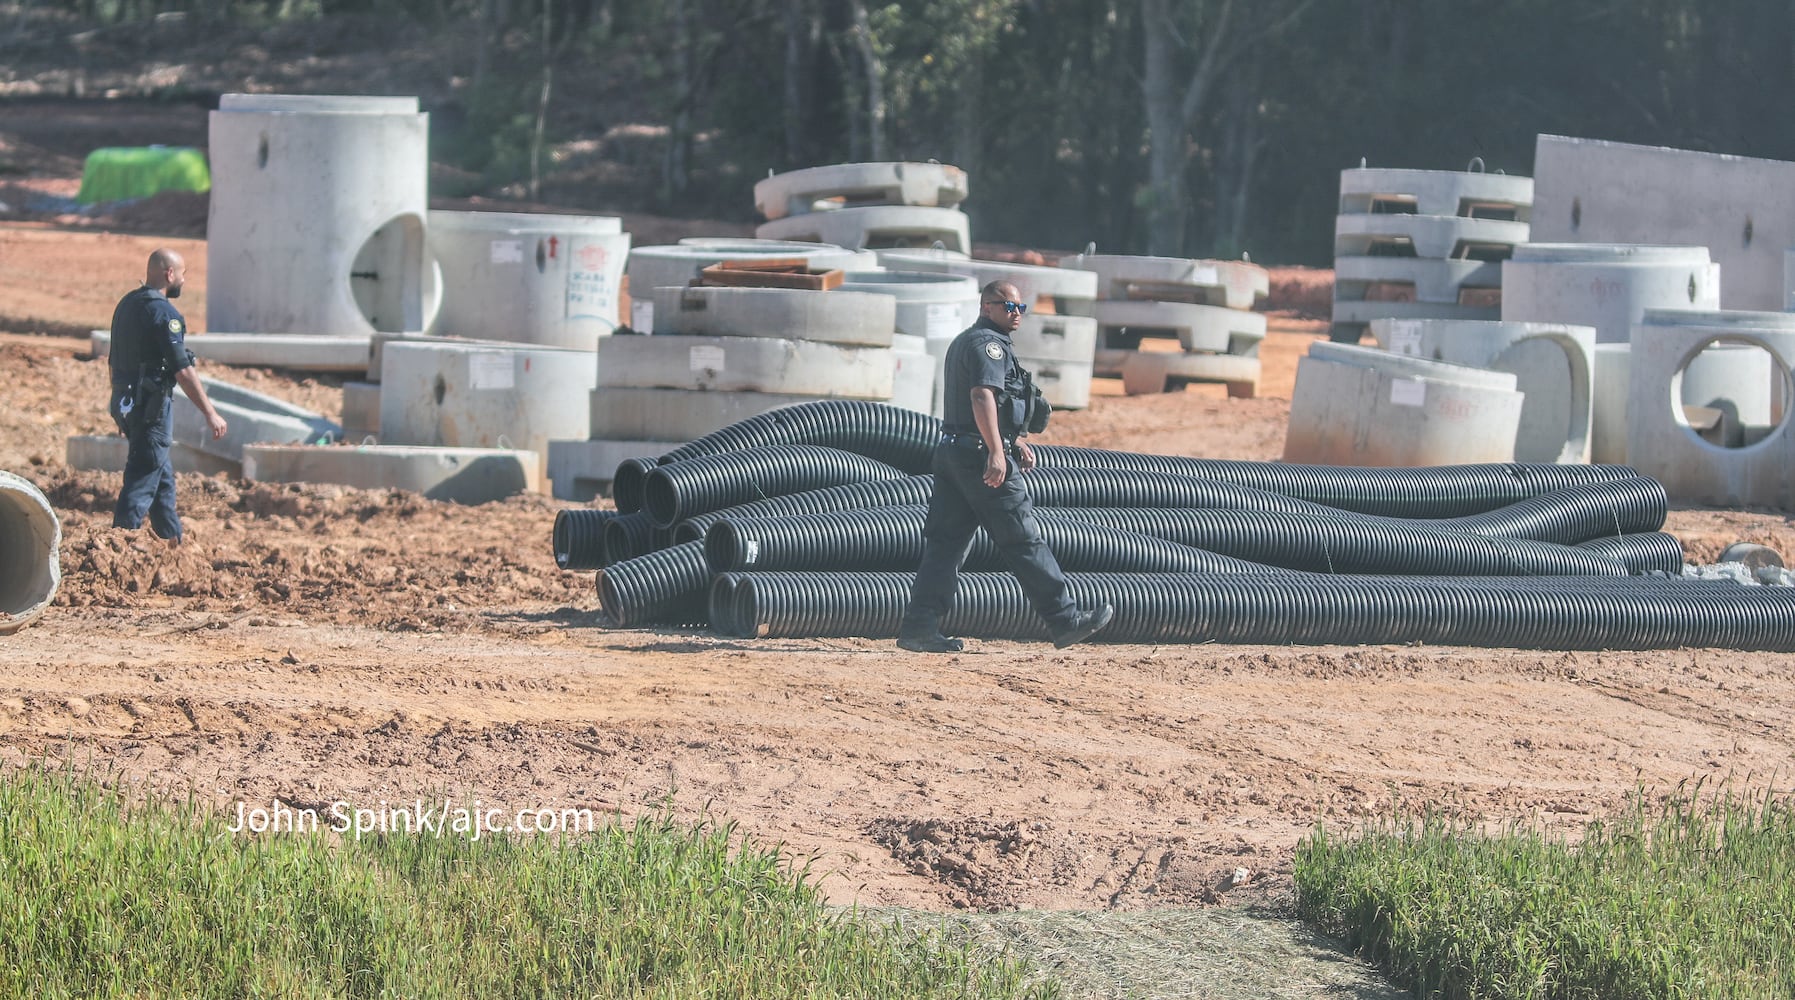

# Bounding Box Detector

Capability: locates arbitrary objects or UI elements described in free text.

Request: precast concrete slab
[626,241,868,332]
[548,439,675,502]
[754,161,969,220]
[1027,359,1094,410]
[1371,318,1596,464]
[1283,342,1523,466]
[429,210,629,350]
[89,331,374,373]
[1337,167,1533,220]
[836,270,980,341]
[1057,253,1269,310]
[595,334,895,399]
[175,376,341,461]
[589,387,834,441]
[367,331,518,382]
[1013,314,1098,364]
[1331,299,1502,329]
[1532,133,1795,312]
[1333,214,1531,260]
[0,470,58,635]
[650,286,895,346]
[755,206,971,253]
[243,444,539,505]
[1092,299,1266,354]
[208,94,436,336]
[1333,257,1503,304]
[1095,349,1261,398]
[341,381,380,440]
[378,342,595,463]
[1626,309,1795,506]
[873,248,1099,308]
[1501,243,1720,344]
[65,434,242,477]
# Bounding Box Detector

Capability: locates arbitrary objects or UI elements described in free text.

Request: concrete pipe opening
[1671,337,1790,450]
[0,471,61,635]
[350,213,431,332]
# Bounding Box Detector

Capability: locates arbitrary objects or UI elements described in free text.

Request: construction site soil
[4,97,1795,994]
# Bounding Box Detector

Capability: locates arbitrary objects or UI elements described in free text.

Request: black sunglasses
[984,300,1028,315]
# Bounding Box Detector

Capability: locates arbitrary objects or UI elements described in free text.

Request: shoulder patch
[167,318,183,334]
[984,342,1004,360]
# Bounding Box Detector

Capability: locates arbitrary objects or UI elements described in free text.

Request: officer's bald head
[146,248,187,298]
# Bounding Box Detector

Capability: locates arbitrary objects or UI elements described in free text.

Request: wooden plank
[697,262,844,291]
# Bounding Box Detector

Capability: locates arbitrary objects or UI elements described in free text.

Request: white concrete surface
[626,241,869,332]
[1333,214,1531,260]
[1013,314,1098,364]
[428,210,629,351]
[589,387,833,442]
[548,439,675,502]
[1094,349,1261,398]
[1338,167,1533,220]
[755,205,971,253]
[595,334,895,398]
[1333,257,1503,305]
[651,286,896,346]
[1058,253,1269,310]
[66,434,242,478]
[0,470,59,635]
[754,161,969,220]
[90,331,374,373]
[873,248,1099,307]
[1501,242,1720,344]
[1092,299,1267,354]
[174,376,341,461]
[243,444,539,504]
[378,342,595,464]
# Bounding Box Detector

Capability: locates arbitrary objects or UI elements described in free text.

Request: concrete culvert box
[378,342,595,464]
[428,210,629,351]
[755,161,969,220]
[208,94,436,336]
[1501,243,1720,344]
[1371,318,1596,464]
[0,471,60,636]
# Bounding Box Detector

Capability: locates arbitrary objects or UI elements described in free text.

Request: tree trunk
[849,0,886,161]
[1141,0,1190,255]
[783,1,807,167]
[662,0,693,202]
[528,0,553,201]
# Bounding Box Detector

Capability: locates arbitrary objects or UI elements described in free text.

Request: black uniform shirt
[109,286,191,387]
[941,315,1028,436]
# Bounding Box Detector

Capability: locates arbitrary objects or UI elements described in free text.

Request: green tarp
[76,146,211,205]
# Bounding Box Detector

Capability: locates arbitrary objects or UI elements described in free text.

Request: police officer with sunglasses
[897,280,1114,652]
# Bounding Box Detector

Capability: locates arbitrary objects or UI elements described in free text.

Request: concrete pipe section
[428,210,629,351]
[176,376,341,462]
[873,248,1099,313]
[1333,214,1531,261]
[1091,300,1267,355]
[1058,253,1269,311]
[596,335,895,399]
[379,342,596,463]
[754,161,969,221]
[626,240,869,332]
[650,286,896,346]
[1337,167,1534,221]
[755,206,971,254]
[835,271,979,340]
[1500,243,1720,344]
[1371,318,1596,464]
[1283,341,1523,466]
[0,471,60,635]
[244,444,539,505]
[208,94,436,336]
[1626,309,1795,507]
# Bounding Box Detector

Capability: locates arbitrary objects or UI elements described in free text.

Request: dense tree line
[38,0,1795,264]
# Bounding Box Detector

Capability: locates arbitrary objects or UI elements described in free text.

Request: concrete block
[1501,243,1720,344]
[754,161,968,220]
[66,434,241,477]
[892,344,937,415]
[1092,299,1266,354]
[1283,341,1523,466]
[1338,166,1533,220]
[341,381,380,441]
[1333,214,1530,260]
[428,210,629,350]
[1372,318,1596,464]
[1532,133,1795,312]
[1027,359,1094,410]
[651,285,895,346]
[626,241,870,331]
[548,439,674,502]
[755,205,971,253]
[1591,343,1632,465]
[595,334,895,398]
[1095,349,1261,398]
[174,376,340,462]
[836,270,980,340]
[378,342,594,462]
[1333,257,1503,305]
[0,470,58,635]
[1013,314,1098,364]
[1058,253,1269,310]
[243,444,539,504]
[590,387,834,441]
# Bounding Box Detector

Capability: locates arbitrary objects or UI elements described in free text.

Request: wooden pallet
[696,258,845,291]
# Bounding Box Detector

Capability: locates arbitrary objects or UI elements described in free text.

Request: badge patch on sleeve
[984,342,1003,360]
[167,319,183,334]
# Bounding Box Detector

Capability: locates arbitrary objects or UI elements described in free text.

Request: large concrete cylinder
[1501,243,1719,344]
[1284,342,1524,466]
[428,210,629,350]
[208,94,434,335]
[0,471,59,636]
[838,271,980,418]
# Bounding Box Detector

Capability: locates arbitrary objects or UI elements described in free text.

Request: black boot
[1050,602,1115,649]
[897,613,964,653]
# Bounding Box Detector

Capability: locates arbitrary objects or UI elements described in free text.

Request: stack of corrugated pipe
[550,401,1795,651]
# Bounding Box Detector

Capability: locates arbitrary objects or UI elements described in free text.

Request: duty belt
[940,432,1017,450]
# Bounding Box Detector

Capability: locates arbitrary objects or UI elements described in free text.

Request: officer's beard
[166,282,182,299]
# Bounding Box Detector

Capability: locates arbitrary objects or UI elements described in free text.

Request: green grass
[0,764,1057,999]
[1293,782,1795,999]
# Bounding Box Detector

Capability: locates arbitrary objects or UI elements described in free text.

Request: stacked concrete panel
[1059,252,1267,398]
[1284,341,1525,466]
[427,209,630,351]
[1330,166,1532,344]
[872,248,1100,410]
[625,240,870,333]
[752,162,971,252]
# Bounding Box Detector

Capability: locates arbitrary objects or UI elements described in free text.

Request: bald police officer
[109,248,227,547]
[898,280,1114,653]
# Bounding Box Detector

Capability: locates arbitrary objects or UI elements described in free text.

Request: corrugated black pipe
[709,572,744,637]
[552,508,622,570]
[1031,445,1638,517]
[642,444,907,529]
[726,571,1795,650]
[702,506,1265,574]
[609,457,661,514]
[672,475,937,544]
[1577,533,1685,575]
[595,540,710,627]
[602,511,671,565]
[659,400,940,473]
[1033,507,1629,577]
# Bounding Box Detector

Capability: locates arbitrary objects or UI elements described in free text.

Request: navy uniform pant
[906,439,1077,629]
[111,389,182,542]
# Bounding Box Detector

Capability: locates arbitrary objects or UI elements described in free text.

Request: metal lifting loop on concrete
[0,471,60,636]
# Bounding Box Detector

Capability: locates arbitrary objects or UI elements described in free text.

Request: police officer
[109,248,227,547]
[898,280,1114,653]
